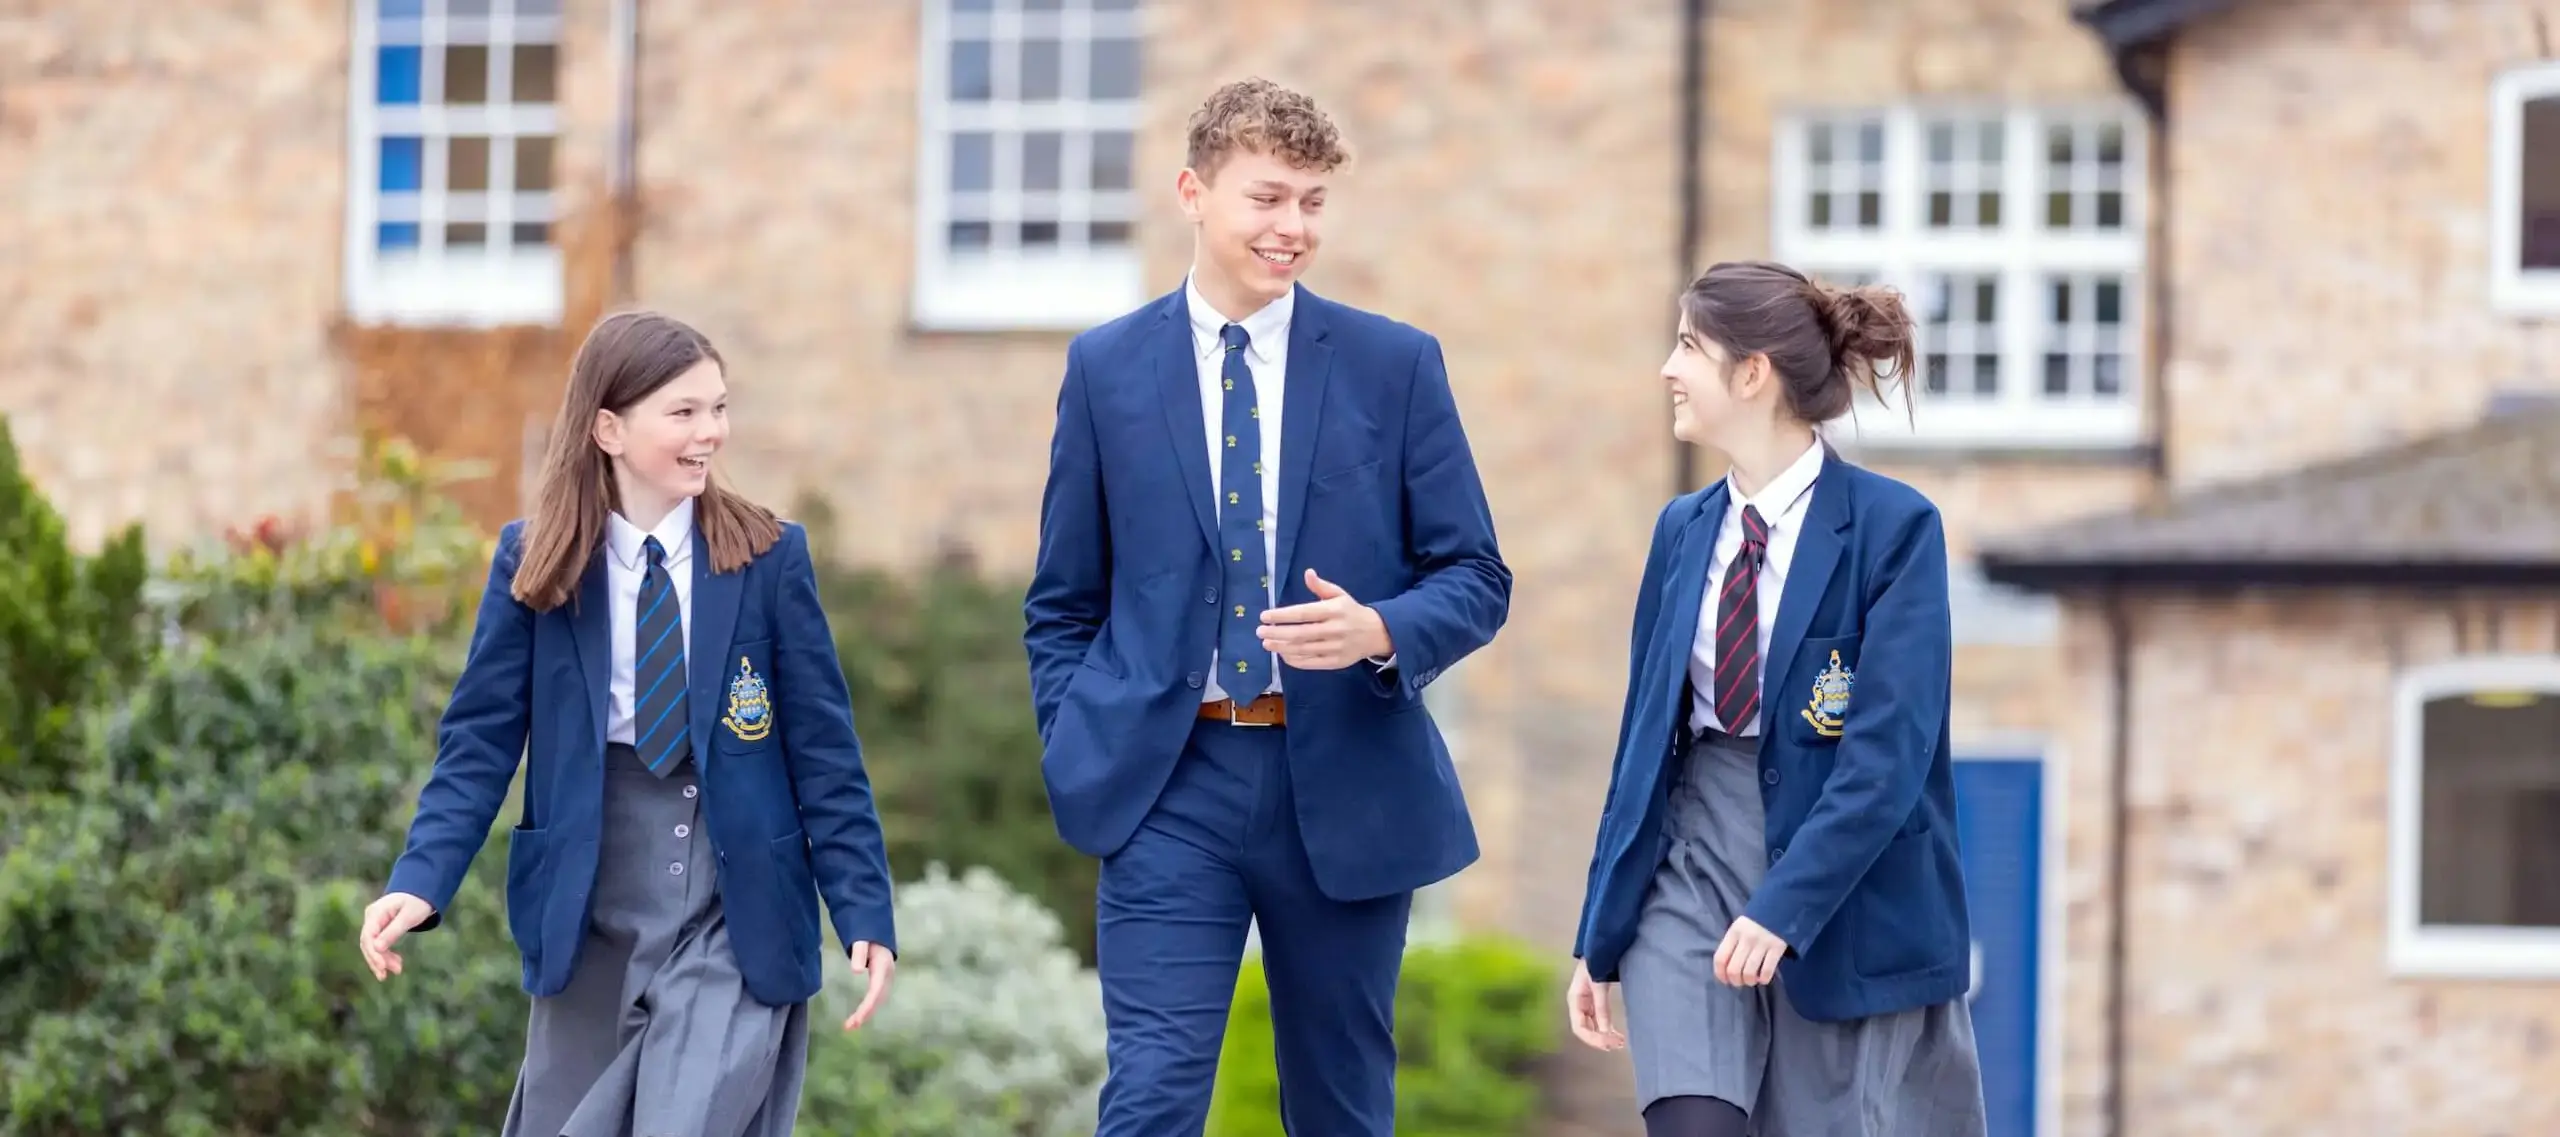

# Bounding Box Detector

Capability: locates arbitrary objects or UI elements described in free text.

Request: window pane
[949,39,992,102]
[515,0,562,14]
[2520,98,2560,269]
[377,221,421,250]
[380,0,424,17]
[446,222,488,248]
[1090,37,1139,100]
[448,136,491,191]
[1024,131,1063,192]
[1091,130,1135,191]
[379,136,423,192]
[511,221,550,247]
[1023,220,1062,247]
[512,44,558,105]
[1091,219,1134,245]
[948,221,992,250]
[952,0,993,10]
[449,0,492,16]
[1093,0,1140,9]
[378,46,422,105]
[2418,691,2560,928]
[950,132,993,192]
[446,45,489,104]
[1020,38,1062,101]
[515,137,554,191]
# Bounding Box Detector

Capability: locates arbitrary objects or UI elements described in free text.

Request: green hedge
[1206,936,1561,1137]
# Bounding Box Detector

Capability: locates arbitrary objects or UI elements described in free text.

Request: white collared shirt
[1186,278,1293,702]
[1688,441,1825,736]
[605,498,696,745]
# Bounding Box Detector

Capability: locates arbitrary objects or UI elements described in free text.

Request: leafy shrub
[0,415,152,801]
[1206,935,1561,1137]
[797,499,1095,963]
[0,626,525,1137]
[800,864,1108,1137]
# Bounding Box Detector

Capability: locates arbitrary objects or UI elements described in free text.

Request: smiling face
[1180,147,1326,314]
[593,358,728,519]
[1662,309,1772,448]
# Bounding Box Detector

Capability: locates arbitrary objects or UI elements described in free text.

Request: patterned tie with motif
[1216,322,1274,698]
[1712,504,1769,733]
[634,535,691,775]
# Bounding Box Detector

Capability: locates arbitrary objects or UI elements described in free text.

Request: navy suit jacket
[1024,284,1511,902]
[1572,457,1969,1023]
[385,520,896,1008]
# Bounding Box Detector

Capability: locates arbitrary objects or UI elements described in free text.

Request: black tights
[1643,1094,1748,1137]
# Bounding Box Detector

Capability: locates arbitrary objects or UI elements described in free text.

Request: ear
[1175,166,1208,223]
[592,407,626,457]
[1739,353,1779,402]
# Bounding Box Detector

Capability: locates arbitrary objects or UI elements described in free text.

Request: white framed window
[344,0,564,327]
[2490,65,2560,313]
[1773,105,2146,449]
[913,0,1144,332]
[2388,656,2560,979]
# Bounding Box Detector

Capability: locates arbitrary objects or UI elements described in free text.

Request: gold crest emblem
[721,656,773,742]
[1799,649,1853,738]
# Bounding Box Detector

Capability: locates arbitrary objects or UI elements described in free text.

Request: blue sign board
[1955,757,2044,1137]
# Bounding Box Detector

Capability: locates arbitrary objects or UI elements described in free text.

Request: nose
[1272,205,1306,239]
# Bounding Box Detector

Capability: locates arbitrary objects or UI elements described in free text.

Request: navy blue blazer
[1572,457,1968,1023]
[1024,284,1511,902]
[384,520,896,1008]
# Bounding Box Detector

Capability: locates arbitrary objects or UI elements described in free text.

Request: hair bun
[1808,280,1916,383]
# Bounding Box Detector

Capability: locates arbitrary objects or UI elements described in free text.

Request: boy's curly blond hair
[1184,78,1351,180]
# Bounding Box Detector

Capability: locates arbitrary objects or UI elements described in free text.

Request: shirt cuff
[1368,653,1397,669]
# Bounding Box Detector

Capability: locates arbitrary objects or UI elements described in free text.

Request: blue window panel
[376,222,421,250]
[377,45,422,105]
[1955,758,2043,1137]
[378,137,423,192]
[379,0,425,17]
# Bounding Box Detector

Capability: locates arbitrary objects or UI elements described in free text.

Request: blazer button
[1186,671,1204,689]
[1770,846,1784,862]
[1203,588,1217,604]
[1763,768,1780,785]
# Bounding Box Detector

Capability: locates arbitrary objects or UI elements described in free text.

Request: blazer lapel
[1760,461,1850,732]
[1654,483,1727,711]
[1154,296,1218,552]
[1273,289,1333,590]
[687,527,745,767]
[570,548,613,745]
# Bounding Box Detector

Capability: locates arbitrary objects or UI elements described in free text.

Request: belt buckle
[1228,696,1276,728]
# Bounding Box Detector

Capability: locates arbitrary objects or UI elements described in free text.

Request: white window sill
[2488,269,2560,317]
[345,249,565,328]
[1825,400,2145,452]
[2388,926,2560,981]
[911,249,1145,333]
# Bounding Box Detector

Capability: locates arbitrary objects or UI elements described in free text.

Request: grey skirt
[1618,729,1987,1136]
[500,744,810,1137]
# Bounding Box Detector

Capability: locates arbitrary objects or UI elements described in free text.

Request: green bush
[0,626,525,1137]
[0,416,152,801]
[797,498,1096,963]
[1206,936,1562,1137]
[801,864,1108,1136]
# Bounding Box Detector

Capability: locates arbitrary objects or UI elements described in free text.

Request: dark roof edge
[1979,556,2560,594]
[2072,0,2244,50]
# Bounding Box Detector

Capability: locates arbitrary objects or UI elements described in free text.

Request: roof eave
[1980,555,2560,593]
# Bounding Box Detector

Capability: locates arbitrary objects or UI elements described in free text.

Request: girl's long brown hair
[510,310,781,612]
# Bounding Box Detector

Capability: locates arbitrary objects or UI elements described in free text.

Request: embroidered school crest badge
[721,656,773,742]
[1799,649,1853,738]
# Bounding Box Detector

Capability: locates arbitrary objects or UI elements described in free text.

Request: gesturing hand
[1258,569,1392,671]
[358,892,436,980]
[841,940,897,1031]
[1713,916,1788,987]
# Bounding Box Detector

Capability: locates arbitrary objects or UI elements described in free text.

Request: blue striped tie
[1216,322,1274,697]
[634,535,690,775]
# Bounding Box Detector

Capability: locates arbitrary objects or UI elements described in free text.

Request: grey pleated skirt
[1619,728,1988,1136]
[501,744,810,1137]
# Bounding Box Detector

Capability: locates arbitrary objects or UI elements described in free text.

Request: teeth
[1257,250,1296,265]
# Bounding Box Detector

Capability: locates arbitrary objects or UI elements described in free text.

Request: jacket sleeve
[1363,334,1512,698]
[772,524,898,957]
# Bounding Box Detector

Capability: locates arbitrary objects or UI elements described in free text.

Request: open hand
[842,941,897,1030]
[359,892,435,980]
[1565,958,1624,1051]
[1258,569,1391,670]
[1713,916,1787,987]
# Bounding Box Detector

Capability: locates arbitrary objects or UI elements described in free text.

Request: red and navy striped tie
[1712,504,1768,733]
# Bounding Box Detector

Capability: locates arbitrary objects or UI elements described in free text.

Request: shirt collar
[1728,438,1825,518]
[606,497,697,572]
[1185,275,1294,364]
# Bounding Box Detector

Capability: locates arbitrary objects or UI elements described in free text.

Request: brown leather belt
[1198,693,1286,727]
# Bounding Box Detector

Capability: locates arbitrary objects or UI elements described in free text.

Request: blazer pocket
[1308,459,1382,496]
[1784,633,1862,746]
[711,638,780,753]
